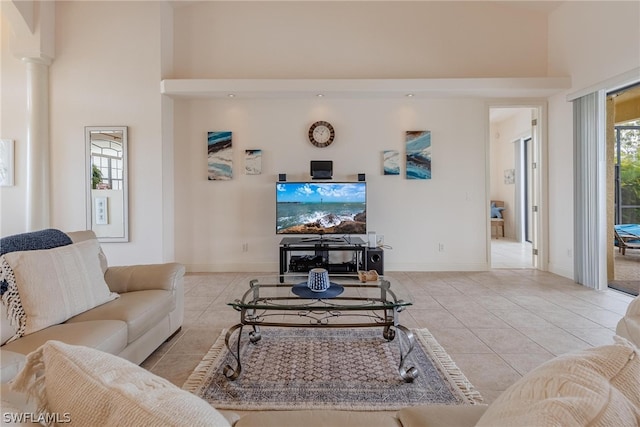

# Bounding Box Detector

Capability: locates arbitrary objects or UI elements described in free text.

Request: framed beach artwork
[383,150,400,175]
[504,168,515,185]
[0,139,14,186]
[245,149,262,175]
[405,131,431,180]
[207,131,232,181]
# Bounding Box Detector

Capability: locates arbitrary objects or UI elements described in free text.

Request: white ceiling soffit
[161,77,572,99]
[169,0,564,14]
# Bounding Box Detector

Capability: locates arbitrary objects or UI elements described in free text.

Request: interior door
[489,104,544,270]
[529,112,540,268]
[524,137,533,242]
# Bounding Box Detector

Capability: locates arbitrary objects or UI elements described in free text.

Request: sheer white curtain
[573,91,607,290]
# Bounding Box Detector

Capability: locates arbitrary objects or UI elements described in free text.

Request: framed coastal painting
[383,150,400,175]
[207,131,232,181]
[0,139,14,186]
[504,168,515,185]
[245,149,262,175]
[405,131,431,180]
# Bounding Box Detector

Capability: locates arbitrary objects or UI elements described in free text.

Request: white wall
[170,1,552,272]
[546,1,640,279]
[2,1,638,277]
[174,97,488,271]
[0,10,28,237]
[173,1,548,79]
[46,1,169,265]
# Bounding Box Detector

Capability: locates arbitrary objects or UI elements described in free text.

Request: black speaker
[358,173,366,181]
[310,160,333,179]
[278,173,286,182]
[365,248,384,275]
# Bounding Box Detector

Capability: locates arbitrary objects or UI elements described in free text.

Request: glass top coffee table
[224,274,418,382]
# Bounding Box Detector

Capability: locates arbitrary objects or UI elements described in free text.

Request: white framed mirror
[86,126,128,242]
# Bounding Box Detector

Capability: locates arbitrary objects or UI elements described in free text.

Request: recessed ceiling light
[227,94,235,98]
[406,93,415,98]
[316,94,324,97]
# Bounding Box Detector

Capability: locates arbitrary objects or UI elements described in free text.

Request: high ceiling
[499,1,565,15]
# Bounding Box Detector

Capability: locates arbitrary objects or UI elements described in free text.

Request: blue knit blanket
[0,229,72,295]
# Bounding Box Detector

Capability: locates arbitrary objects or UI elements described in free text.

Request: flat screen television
[276,182,366,235]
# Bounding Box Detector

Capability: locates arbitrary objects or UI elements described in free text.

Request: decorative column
[24,57,51,231]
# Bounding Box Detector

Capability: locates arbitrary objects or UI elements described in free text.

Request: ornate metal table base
[225,277,417,382]
[223,323,418,383]
[392,324,418,382]
[222,324,261,381]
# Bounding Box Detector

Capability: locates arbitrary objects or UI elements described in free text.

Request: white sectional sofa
[1,229,638,426]
[616,294,640,347]
[2,336,638,427]
[0,229,184,383]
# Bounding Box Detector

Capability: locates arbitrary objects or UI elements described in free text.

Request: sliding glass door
[614,122,640,224]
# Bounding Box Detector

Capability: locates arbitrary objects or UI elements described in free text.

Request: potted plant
[92,164,103,189]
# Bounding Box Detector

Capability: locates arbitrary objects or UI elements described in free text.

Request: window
[90,133,123,190]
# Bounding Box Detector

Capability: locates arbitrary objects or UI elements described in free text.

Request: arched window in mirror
[86,126,128,242]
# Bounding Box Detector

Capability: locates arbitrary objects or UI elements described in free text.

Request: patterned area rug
[183,327,483,411]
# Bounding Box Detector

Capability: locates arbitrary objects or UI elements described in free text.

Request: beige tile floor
[492,237,640,282]
[143,269,634,406]
[491,238,533,269]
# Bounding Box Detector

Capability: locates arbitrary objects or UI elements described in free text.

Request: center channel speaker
[365,247,384,275]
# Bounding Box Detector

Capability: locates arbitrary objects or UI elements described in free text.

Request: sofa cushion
[1,383,39,426]
[66,230,108,274]
[616,294,640,347]
[65,290,174,343]
[476,337,640,427]
[1,303,17,345]
[235,410,401,427]
[10,341,231,427]
[1,239,118,341]
[0,350,26,384]
[490,202,505,219]
[397,404,488,427]
[1,320,128,357]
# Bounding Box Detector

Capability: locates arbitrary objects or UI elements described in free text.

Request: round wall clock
[308,121,335,148]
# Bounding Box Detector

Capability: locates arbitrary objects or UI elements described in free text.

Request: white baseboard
[185,262,490,273]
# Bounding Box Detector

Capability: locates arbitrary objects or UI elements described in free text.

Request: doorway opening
[607,83,640,296]
[489,107,539,269]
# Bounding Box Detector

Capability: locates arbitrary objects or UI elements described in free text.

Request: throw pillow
[476,337,640,427]
[0,302,17,345]
[11,341,231,427]
[490,202,505,219]
[1,239,118,342]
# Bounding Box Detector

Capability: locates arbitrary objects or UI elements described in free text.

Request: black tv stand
[279,236,366,280]
[299,236,346,244]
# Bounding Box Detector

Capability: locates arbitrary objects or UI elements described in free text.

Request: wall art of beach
[383,150,400,175]
[208,131,232,180]
[245,149,262,175]
[405,130,431,180]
